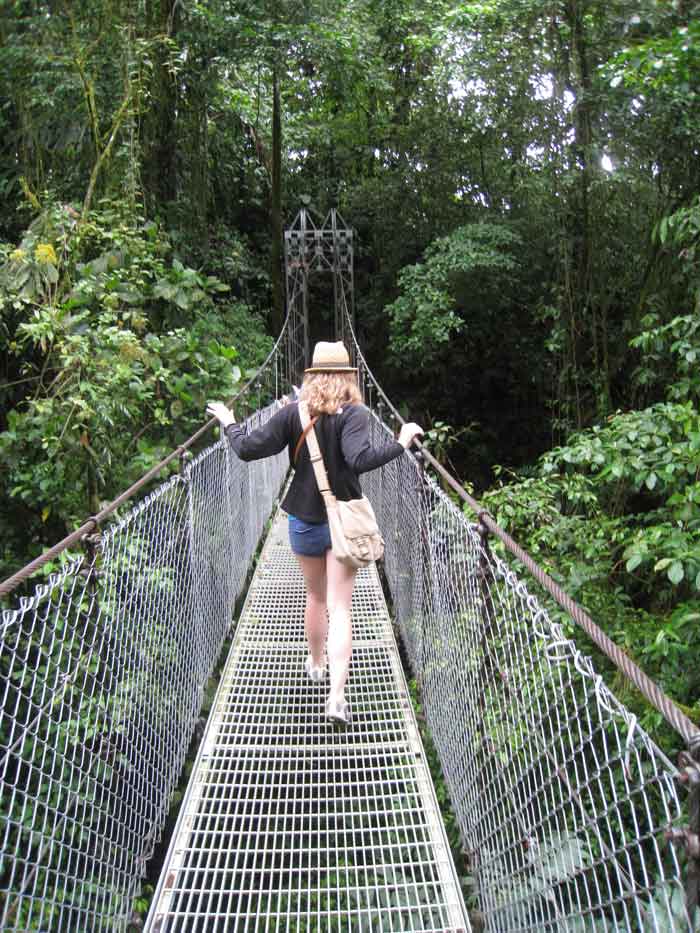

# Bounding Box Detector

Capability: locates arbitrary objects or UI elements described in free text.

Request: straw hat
[304,341,357,373]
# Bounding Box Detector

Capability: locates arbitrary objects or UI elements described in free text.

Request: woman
[207,341,423,726]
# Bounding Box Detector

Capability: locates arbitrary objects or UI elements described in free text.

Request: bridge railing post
[80,528,102,593]
[223,429,239,622]
[375,400,386,527]
[472,515,495,903]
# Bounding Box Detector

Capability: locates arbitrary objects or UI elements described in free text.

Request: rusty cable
[342,303,700,747]
[0,312,291,599]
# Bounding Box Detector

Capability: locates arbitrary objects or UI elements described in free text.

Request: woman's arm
[207,401,292,461]
[340,406,421,473]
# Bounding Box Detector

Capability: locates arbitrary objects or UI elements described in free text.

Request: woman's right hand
[398,422,424,449]
[206,401,236,427]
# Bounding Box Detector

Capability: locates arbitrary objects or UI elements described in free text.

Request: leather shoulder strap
[294,417,318,464]
[298,401,335,501]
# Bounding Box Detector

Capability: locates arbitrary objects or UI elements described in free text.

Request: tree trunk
[141,0,179,213]
[549,0,601,425]
[568,0,610,417]
[270,62,284,334]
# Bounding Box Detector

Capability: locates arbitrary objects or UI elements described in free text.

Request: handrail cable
[0,308,293,600]
[7,266,696,746]
[339,285,700,750]
[2,207,697,932]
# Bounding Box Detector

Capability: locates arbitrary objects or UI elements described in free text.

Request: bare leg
[325,553,358,705]
[295,554,328,666]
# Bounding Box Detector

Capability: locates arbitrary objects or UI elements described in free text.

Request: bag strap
[298,401,336,503]
[293,416,318,464]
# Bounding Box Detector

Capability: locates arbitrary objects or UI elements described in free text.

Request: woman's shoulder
[337,403,368,427]
[270,399,300,430]
[312,402,364,418]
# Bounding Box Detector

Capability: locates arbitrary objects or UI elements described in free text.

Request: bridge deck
[146,510,470,933]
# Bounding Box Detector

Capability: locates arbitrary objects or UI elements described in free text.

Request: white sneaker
[304,654,326,683]
[325,698,352,726]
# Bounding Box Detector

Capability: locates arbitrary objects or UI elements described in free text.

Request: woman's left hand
[206,401,236,427]
[277,384,300,408]
[398,422,424,449]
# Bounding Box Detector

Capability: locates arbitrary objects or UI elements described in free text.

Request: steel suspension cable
[339,291,700,749]
[0,310,293,600]
[1,213,697,931]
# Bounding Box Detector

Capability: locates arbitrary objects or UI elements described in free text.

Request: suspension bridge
[1,210,699,932]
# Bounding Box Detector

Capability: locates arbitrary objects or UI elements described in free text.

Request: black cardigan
[225,402,404,523]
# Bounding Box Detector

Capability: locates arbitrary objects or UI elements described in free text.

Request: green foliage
[0,201,271,576]
[482,398,700,742]
[387,224,521,365]
[541,403,700,514]
[632,314,700,402]
[423,420,471,461]
[655,194,700,263]
[128,884,154,930]
[151,258,229,311]
[608,21,700,100]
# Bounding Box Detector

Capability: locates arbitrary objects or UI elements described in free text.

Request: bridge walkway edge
[146,508,471,933]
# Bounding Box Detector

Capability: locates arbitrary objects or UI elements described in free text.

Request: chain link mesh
[145,512,470,933]
[0,403,289,932]
[363,413,690,932]
[2,259,696,933]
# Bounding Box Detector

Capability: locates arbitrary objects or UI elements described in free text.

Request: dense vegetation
[1,0,699,738]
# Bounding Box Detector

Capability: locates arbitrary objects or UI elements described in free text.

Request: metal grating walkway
[147,510,471,933]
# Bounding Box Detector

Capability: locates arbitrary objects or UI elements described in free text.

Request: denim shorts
[288,515,331,557]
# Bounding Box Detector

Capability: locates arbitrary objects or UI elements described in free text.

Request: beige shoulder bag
[298,401,384,568]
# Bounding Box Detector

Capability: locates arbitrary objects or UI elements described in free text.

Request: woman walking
[207,341,423,725]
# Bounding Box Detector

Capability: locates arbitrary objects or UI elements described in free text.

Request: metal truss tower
[284,208,355,384]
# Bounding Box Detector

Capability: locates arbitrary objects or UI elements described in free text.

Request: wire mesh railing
[0,403,289,932]
[3,210,700,932]
[361,415,691,931]
[333,281,697,929]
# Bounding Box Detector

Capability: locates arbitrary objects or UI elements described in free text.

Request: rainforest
[1,0,700,750]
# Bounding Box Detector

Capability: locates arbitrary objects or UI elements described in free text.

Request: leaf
[667,561,684,584]
[626,554,643,572]
[654,558,673,571]
[645,472,657,490]
[44,264,59,284]
[154,283,177,301]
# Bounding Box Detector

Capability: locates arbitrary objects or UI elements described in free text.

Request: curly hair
[300,372,362,417]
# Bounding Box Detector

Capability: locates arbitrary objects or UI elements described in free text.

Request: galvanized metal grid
[147,512,470,933]
[2,244,695,933]
[0,402,289,932]
[361,413,691,932]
